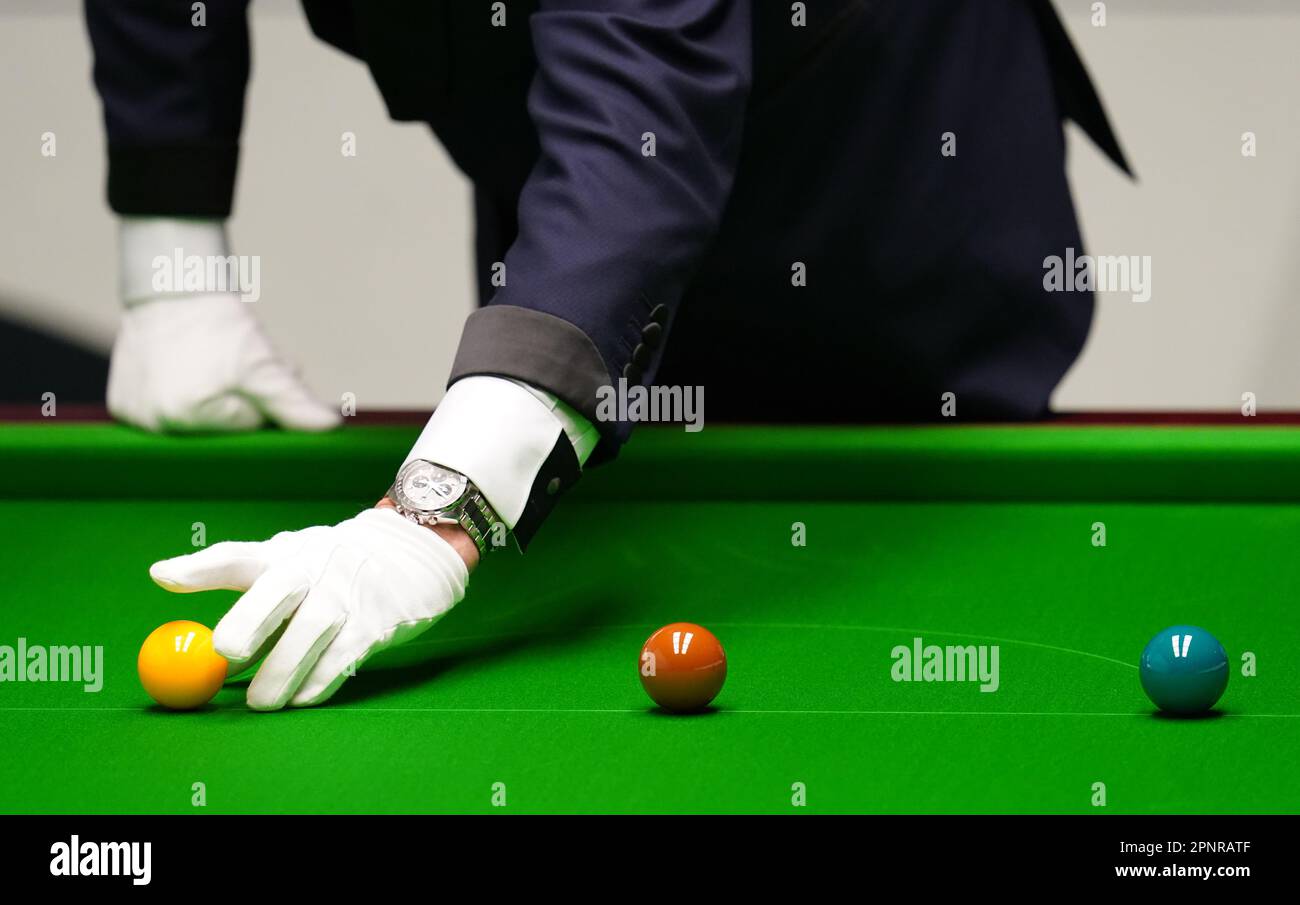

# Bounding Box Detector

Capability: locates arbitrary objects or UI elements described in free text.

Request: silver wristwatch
[388,459,503,555]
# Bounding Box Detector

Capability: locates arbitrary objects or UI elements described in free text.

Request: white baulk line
[402,620,1142,671]
[709,622,1143,671]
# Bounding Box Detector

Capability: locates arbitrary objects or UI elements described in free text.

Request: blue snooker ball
[1139,625,1229,714]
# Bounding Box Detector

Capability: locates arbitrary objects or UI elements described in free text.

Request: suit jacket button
[632,343,652,369]
[640,322,663,348]
[622,362,642,384]
[648,303,669,325]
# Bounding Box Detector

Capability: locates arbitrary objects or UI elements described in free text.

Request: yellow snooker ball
[137,621,228,710]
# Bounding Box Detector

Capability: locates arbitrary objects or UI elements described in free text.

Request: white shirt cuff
[403,375,596,529]
[505,379,601,464]
[119,216,230,305]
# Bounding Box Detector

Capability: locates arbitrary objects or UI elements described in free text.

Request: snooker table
[1,417,1299,815]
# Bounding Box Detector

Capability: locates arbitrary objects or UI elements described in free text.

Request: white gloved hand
[108,293,341,433]
[149,508,469,710]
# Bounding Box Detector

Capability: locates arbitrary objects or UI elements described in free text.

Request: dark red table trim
[0,404,433,425]
[1,403,1298,426]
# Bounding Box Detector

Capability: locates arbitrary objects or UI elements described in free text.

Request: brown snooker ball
[638,622,727,712]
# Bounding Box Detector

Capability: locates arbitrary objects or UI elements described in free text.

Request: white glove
[108,293,342,433]
[149,508,469,710]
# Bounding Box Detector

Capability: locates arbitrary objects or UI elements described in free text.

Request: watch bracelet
[457,490,501,554]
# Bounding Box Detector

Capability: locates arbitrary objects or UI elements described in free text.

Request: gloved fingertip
[245,683,290,712]
[290,676,345,708]
[148,560,186,590]
[246,697,284,713]
[212,625,253,667]
[279,404,343,433]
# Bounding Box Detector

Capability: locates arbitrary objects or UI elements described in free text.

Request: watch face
[396,461,467,512]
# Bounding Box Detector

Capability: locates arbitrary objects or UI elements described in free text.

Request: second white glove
[108,293,342,433]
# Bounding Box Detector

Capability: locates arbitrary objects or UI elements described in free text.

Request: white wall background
[1,0,1297,411]
[1054,0,1300,411]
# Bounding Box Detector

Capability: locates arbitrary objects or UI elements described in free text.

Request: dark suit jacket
[86,0,1129,461]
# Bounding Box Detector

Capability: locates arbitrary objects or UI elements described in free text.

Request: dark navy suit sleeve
[448,0,753,448]
[84,0,252,217]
